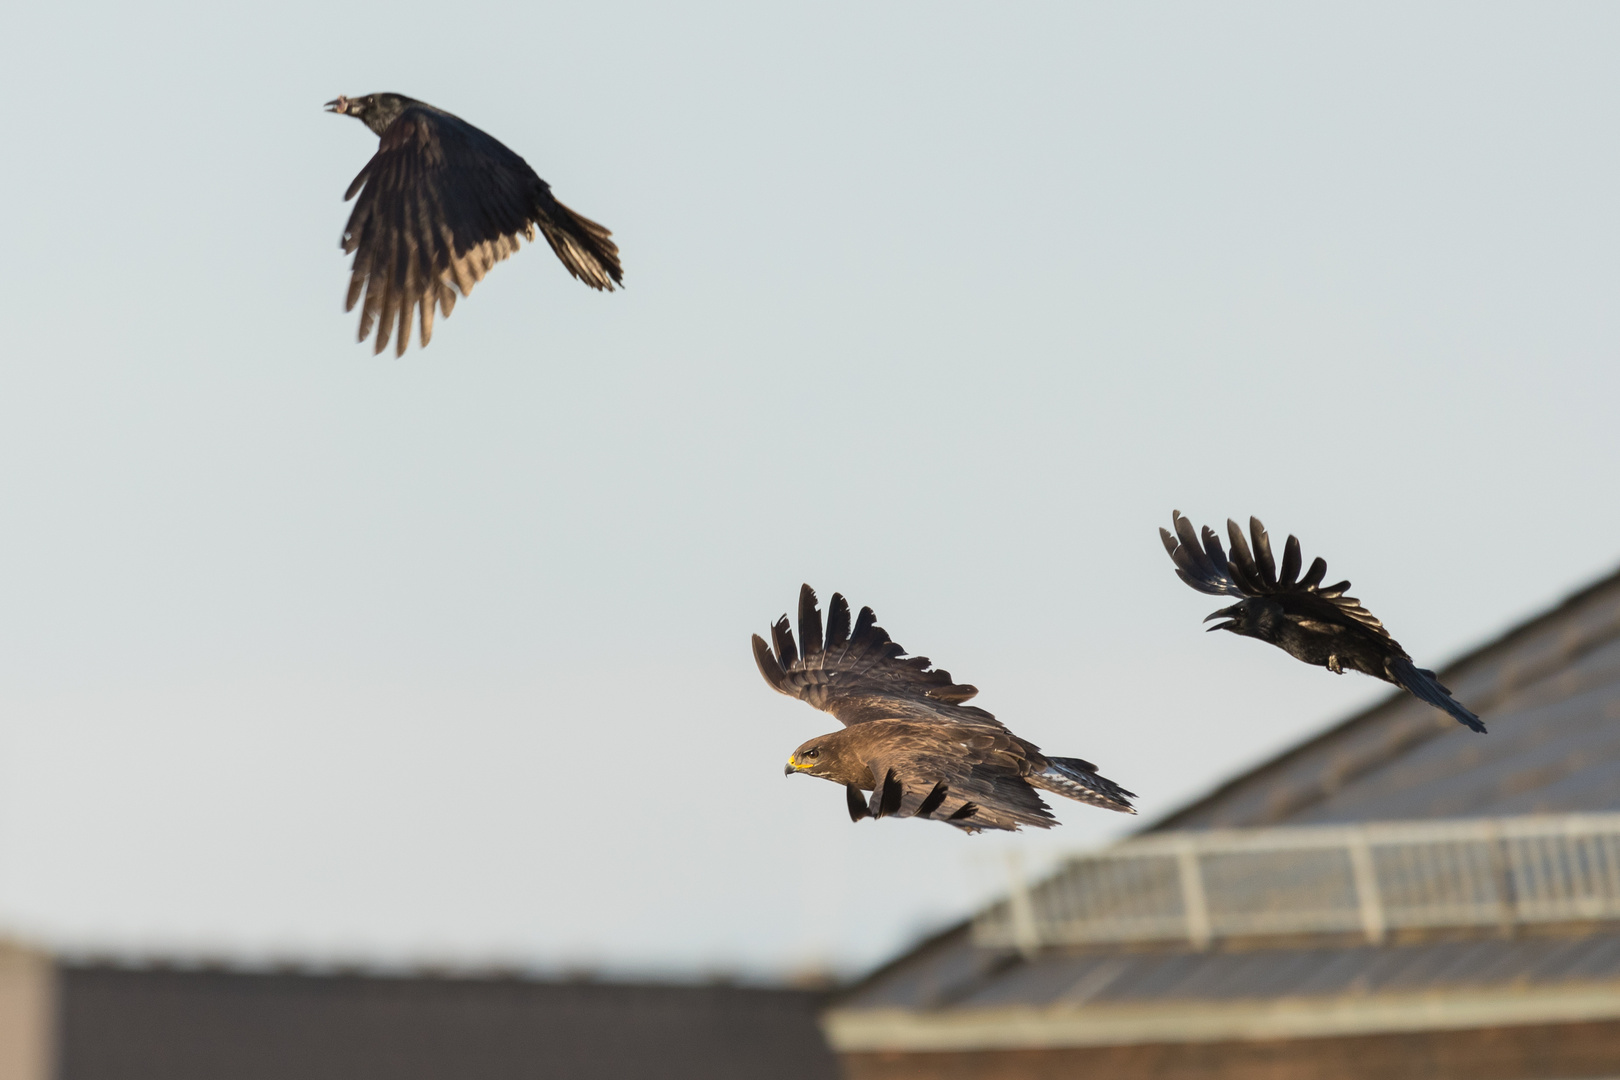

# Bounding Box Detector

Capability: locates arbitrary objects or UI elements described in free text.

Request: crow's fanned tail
[537,197,622,292]
[1386,656,1487,733]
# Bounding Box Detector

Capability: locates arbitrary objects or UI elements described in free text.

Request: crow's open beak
[1204,605,1237,632]
[324,97,350,114]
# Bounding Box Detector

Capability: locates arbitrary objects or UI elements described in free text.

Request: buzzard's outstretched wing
[340,104,621,355]
[858,730,1059,833]
[752,585,1003,729]
[1160,511,1391,640]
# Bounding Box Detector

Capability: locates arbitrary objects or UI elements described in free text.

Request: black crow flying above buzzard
[325,93,622,356]
[1161,511,1486,733]
[753,586,1136,832]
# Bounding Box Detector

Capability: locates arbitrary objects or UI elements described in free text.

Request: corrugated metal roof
[850,929,1620,1013]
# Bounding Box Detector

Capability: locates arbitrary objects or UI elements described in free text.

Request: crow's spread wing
[1160,511,1391,640]
[339,105,621,355]
[752,585,1003,729]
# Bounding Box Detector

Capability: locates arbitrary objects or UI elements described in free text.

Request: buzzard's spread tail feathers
[1031,758,1137,814]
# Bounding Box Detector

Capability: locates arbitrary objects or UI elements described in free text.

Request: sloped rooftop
[829,564,1620,1053]
[1158,563,1620,829]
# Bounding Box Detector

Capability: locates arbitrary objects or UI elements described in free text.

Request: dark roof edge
[52,953,824,994]
[1144,559,1620,834]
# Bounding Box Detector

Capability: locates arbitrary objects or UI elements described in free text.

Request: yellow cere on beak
[787,755,799,769]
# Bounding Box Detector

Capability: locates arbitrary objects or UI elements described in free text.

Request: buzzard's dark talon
[845,785,871,822]
[916,782,950,818]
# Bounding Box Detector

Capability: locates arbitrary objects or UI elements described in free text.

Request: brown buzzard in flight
[753,586,1136,832]
[326,93,622,356]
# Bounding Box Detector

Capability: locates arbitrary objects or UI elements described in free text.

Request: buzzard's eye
[806,749,819,759]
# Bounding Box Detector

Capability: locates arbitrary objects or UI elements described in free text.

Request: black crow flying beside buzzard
[1161,511,1486,733]
[753,586,1136,832]
[325,93,622,355]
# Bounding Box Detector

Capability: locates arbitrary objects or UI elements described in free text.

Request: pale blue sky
[2,3,1618,977]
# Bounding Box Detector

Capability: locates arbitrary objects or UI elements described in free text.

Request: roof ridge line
[1144,560,1620,833]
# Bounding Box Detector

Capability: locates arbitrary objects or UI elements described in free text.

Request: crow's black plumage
[1161,511,1486,733]
[755,585,1137,832]
[325,93,622,355]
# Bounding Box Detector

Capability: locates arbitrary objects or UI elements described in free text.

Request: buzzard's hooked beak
[785,756,804,776]
[324,96,352,115]
[1204,605,1238,632]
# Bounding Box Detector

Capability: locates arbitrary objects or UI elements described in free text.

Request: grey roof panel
[919,932,1620,1012]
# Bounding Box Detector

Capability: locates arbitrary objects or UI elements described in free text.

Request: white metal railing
[973,813,1620,952]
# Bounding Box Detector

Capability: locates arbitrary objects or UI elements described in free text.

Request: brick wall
[841,1020,1620,1080]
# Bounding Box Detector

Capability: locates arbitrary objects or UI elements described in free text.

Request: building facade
[0,950,837,1080]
